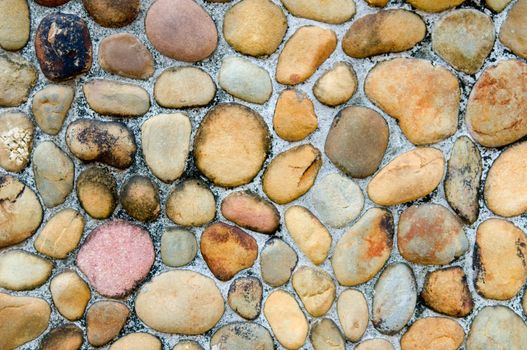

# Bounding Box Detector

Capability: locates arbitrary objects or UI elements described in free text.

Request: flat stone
[276,26,337,85]
[41,325,84,350]
[356,339,395,350]
[211,322,274,350]
[83,80,150,117]
[200,222,258,281]
[0,112,33,172]
[160,228,197,267]
[109,333,161,350]
[173,341,204,350]
[145,0,217,62]
[32,85,74,135]
[224,0,287,56]
[332,208,393,286]
[219,57,272,104]
[166,180,216,226]
[50,271,90,321]
[83,0,139,27]
[221,191,280,234]
[76,167,117,219]
[77,220,154,298]
[292,266,335,317]
[407,0,465,12]
[499,0,527,58]
[154,67,215,108]
[486,0,512,11]
[313,62,357,106]
[99,33,154,79]
[227,277,262,320]
[273,89,317,141]
[135,270,224,334]
[281,0,355,24]
[120,175,160,222]
[365,58,460,145]
[0,0,29,50]
[337,289,368,341]
[0,250,52,291]
[0,52,37,107]
[310,318,345,350]
[260,238,297,287]
[401,317,464,350]
[87,301,129,347]
[343,10,425,58]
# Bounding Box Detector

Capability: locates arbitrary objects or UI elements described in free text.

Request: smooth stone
[211,322,274,350]
[365,58,460,145]
[310,318,345,350]
[36,0,71,5]
[145,0,218,62]
[421,267,474,317]
[273,89,317,142]
[41,325,84,350]
[486,0,512,11]
[160,228,197,267]
[475,219,527,300]
[83,0,139,27]
[466,60,527,147]
[154,67,215,108]
[311,172,364,228]
[332,208,393,286]
[524,292,527,317]
[87,301,129,347]
[0,0,29,50]
[281,0,355,24]
[200,222,258,281]
[276,26,337,85]
[407,0,465,12]
[264,290,308,350]
[292,266,335,317]
[33,141,74,208]
[194,104,270,187]
[166,180,215,226]
[99,33,154,79]
[219,57,272,104]
[356,339,395,350]
[367,148,445,206]
[135,270,224,334]
[343,10,426,58]
[77,220,155,298]
[83,80,150,117]
[76,167,117,219]
[499,0,527,58]
[263,144,322,204]
[173,341,204,350]
[260,238,298,287]
[34,208,85,259]
[120,175,160,222]
[0,176,43,248]
[313,62,357,106]
[50,271,90,321]
[32,85,74,135]
[0,52,37,107]
[366,0,388,5]
[0,293,51,350]
[337,289,368,342]
[0,250,52,291]
[66,118,136,169]
[401,317,464,350]
[227,277,262,320]
[224,0,287,56]
[0,112,34,172]
[432,9,495,74]
[324,106,389,178]
[373,263,417,335]
[221,191,280,234]
[35,13,92,81]
[110,333,161,350]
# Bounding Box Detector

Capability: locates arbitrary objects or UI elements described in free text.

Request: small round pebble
[281,0,356,24]
[99,33,154,79]
[120,175,160,222]
[219,56,272,104]
[160,228,198,267]
[401,317,464,350]
[211,322,274,350]
[83,79,150,117]
[83,0,140,27]
[0,52,37,107]
[0,112,34,172]
[50,271,90,321]
[34,209,85,259]
[154,67,216,108]
[109,333,161,350]
[41,324,83,350]
[76,167,117,220]
[0,0,30,51]
[32,85,74,135]
[273,89,318,142]
[87,301,129,347]
[292,266,336,317]
[227,277,263,320]
[0,250,52,291]
[500,0,527,59]
[313,62,357,106]
[337,289,368,342]
[221,191,280,234]
[310,318,345,350]
[260,238,298,287]
[166,180,216,227]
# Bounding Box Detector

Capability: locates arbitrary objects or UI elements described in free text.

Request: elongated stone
[83,80,150,117]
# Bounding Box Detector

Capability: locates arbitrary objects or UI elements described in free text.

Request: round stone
[173,341,203,350]
[313,62,357,106]
[211,322,274,350]
[401,317,464,350]
[273,89,318,142]
[32,84,74,135]
[281,0,355,24]
[0,112,33,172]
[34,209,85,259]
[83,79,150,117]
[219,56,272,104]
[160,228,198,267]
[337,289,368,342]
[356,339,395,350]
[0,52,37,107]
[227,277,262,320]
[292,266,336,317]
[154,67,216,108]
[0,250,52,291]
[500,0,527,59]
[109,333,161,350]
[83,0,139,27]
[310,318,345,350]
[41,325,83,350]
[50,271,90,321]
[76,167,117,220]
[407,0,465,12]
[0,0,29,51]
[120,175,160,222]
[221,191,280,234]
[166,180,216,227]
[260,238,298,287]
[87,301,129,347]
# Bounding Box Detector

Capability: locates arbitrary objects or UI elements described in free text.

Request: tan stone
[0,52,37,107]
[221,191,280,234]
[273,90,317,142]
[50,271,90,321]
[313,62,357,106]
[87,301,129,347]
[0,0,29,50]
[280,0,355,24]
[119,175,160,222]
[0,250,52,291]
[310,319,345,350]
[486,0,512,11]
[337,289,368,342]
[83,80,150,117]
[76,167,117,220]
[34,209,85,259]
[173,341,203,350]
[110,333,161,350]
[227,277,262,320]
[0,112,33,172]
[401,317,464,350]
[500,0,527,58]
[260,238,298,287]
[83,0,139,27]
[166,180,215,227]
[292,266,336,317]
[366,0,388,6]
[154,67,215,108]
[356,339,395,350]
[41,325,84,350]
[32,85,74,135]
[407,0,465,12]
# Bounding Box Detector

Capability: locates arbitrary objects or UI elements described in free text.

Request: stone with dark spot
[41,324,84,350]
[227,277,262,320]
[120,175,160,222]
[221,191,280,234]
[211,322,274,350]
[83,0,140,27]
[76,167,117,220]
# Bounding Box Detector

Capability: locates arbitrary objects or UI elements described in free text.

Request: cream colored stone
[0,0,29,51]
[32,85,74,135]
[0,112,33,172]
[0,52,37,107]
[154,67,215,108]
[0,250,52,291]
[407,0,465,12]
[166,180,215,227]
[313,62,357,106]
[292,266,335,317]
[219,56,272,104]
[110,333,161,350]
[34,209,85,259]
[337,289,368,342]
[280,0,356,24]
[500,0,527,58]
[83,80,150,117]
[486,0,512,11]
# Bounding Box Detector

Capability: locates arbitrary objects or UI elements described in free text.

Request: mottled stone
[281,0,355,24]
[0,0,30,50]
[228,277,262,320]
[0,52,37,107]
[32,85,74,135]
[293,266,335,317]
[310,318,345,350]
[219,57,272,104]
[41,325,84,350]
[110,333,161,350]
[260,238,298,287]
[160,228,197,267]
[83,80,150,117]
[407,0,465,12]
[99,33,154,79]
[154,67,215,108]
[211,322,274,350]
[50,271,90,321]
[500,0,527,58]
[486,0,512,11]
[83,0,139,27]
[0,250,52,291]
[401,317,464,350]
[337,289,368,342]
[87,301,129,347]
[356,339,395,350]
[0,112,33,172]
[120,175,160,222]
[273,89,318,142]
[313,62,357,106]
[76,167,117,220]
[166,180,216,226]
[221,191,280,234]
[34,209,85,259]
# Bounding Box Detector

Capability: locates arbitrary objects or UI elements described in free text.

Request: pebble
[486,0,512,11]
[0,250,52,291]
[337,289,368,341]
[332,208,393,286]
[445,136,482,224]
[313,62,357,106]
[41,325,84,350]
[407,0,465,12]
[276,26,337,85]
[221,191,280,234]
[264,290,309,350]
[87,301,129,347]
[109,333,161,350]
[373,263,417,335]
[83,80,150,117]
[166,180,216,226]
[365,58,460,145]
[36,0,71,5]
[77,220,154,298]
[83,0,140,27]
[200,222,258,281]
[0,176,42,248]
[99,33,154,79]
[219,57,272,104]
[475,219,527,300]
[401,317,464,350]
[366,0,388,5]
[154,67,215,108]
[285,206,332,265]
[398,203,469,265]
[421,267,474,317]
[76,167,117,219]
[34,208,85,259]
[324,106,389,178]
[260,238,298,287]
[223,0,287,56]
[145,0,218,62]
[499,0,527,58]
[66,118,137,169]
[160,228,197,267]
[367,147,445,206]
[50,271,90,321]
[194,104,270,187]
[273,89,318,142]
[0,112,34,172]
[0,0,30,50]
[343,10,426,58]
[35,13,92,81]
[227,277,262,320]
[466,60,527,147]
[0,293,51,350]
[311,173,363,229]
[33,141,74,208]
[432,9,495,74]
[263,144,322,204]
[356,339,395,350]
[281,0,355,24]
[120,175,160,222]
[310,318,345,350]
[0,52,37,107]
[173,341,204,350]
[32,85,74,135]
[467,306,527,349]
[292,266,335,317]
[136,270,224,334]
[211,322,274,350]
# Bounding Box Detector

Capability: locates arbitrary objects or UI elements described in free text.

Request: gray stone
[219,57,272,104]
[32,85,74,135]
[210,322,273,350]
[160,228,198,267]
[260,238,297,287]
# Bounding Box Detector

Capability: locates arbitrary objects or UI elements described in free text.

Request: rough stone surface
[32,85,74,135]
[83,79,150,117]
[109,333,161,350]
[166,180,216,227]
[401,317,465,350]
[0,0,30,51]
[310,318,345,350]
[313,62,357,106]
[50,271,90,321]
[273,89,317,142]
[281,0,356,24]
[41,325,84,350]
[0,52,37,107]
[210,322,274,350]
[87,301,129,347]
[83,0,140,27]
[120,175,160,222]
[337,289,368,342]
[0,112,34,172]
[0,250,52,291]
[227,277,263,320]
[292,266,336,317]
[99,33,154,79]
[154,68,215,108]
[221,191,280,234]
[500,0,527,59]
[76,167,117,219]
[160,228,198,267]
[260,238,298,287]
[407,0,465,12]
[219,57,272,104]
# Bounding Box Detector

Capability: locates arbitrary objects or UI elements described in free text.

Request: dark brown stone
[41,324,83,350]
[35,0,71,6]
[77,167,117,220]
[120,175,160,222]
[83,0,140,28]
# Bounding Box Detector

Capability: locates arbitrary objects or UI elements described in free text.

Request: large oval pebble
[500,0,527,59]
[221,191,279,234]
[0,0,30,51]
[337,289,369,341]
[0,250,52,291]
[292,266,336,317]
[260,238,297,287]
[401,317,464,350]
[219,57,272,104]
[154,67,215,108]
[281,0,356,24]
[34,209,84,259]
[83,80,150,117]
[310,319,345,350]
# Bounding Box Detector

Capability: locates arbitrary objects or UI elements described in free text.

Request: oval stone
[41,325,84,350]
[273,89,317,142]
[0,112,34,172]
[35,0,71,5]
[227,277,262,320]
[221,191,280,234]
[119,175,160,222]
[0,0,30,51]
[211,322,274,350]
[313,62,357,106]
[281,0,355,24]
[83,0,139,27]
[219,57,272,104]
[486,0,512,11]
[32,85,74,135]
[260,238,297,287]
[407,0,465,12]
[76,167,117,220]
[154,67,216,108]
[356,339,395,350]
[292,266,336,317]
[83,80,149,117]
[310,319,345,350]
[0,250,52,291]
[166,180,216,227]
[50,271,90,321]
[401,317,464,350]
[87,301,129,347]
[110,333,161,350]
[34,209,85,259]
[337,289,368,341]
[500,0,527,59]
[160,228,197,267]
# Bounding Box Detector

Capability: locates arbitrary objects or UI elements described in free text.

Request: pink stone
[77,220,154,298]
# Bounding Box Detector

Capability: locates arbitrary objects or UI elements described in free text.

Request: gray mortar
[1,0,526,349]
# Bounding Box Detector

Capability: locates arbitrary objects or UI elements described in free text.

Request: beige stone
[273,89,317,141]
[50,271,91,321]
[76,167,117,220]
[83,80,150,117]
[87,301,129,347]
[313,62,357,106]
[34,209,85,259]
[0,250,52,291]
[356,339,395,350]
[110,333,161,350]
[166,180,215,227]
[41,324,84,350]
[366,0,388,6]
[486,0,512,11]
[0,0,29,50]
[154,67,215,108]
[500,0,527,58]
[292,266,336,317]
[401,317,465,350]
[407,0,465,12]
[32,85,74,135]
[280,0,355,24]
[310,319,345,350]
[227,277,262,320]
[337,289,368,341]
[0,112,33,172]
[260,238,298,287]
[0,52,37,107]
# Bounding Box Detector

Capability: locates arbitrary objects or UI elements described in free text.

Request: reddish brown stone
[35,0,71,6]
[41,324,83,350]
[87,301,129,346]
[221,191,280,234]
[83,0,140,28]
